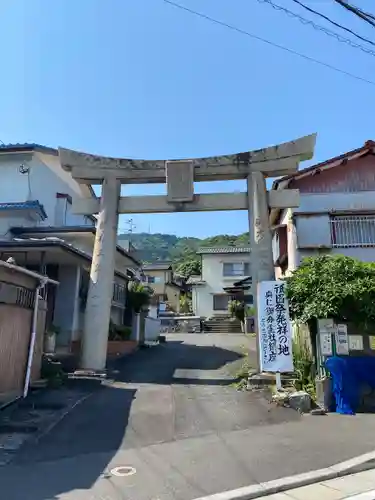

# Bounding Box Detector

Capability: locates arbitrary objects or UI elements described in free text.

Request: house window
[330,215,375,247]
[223,262,250,277]
[213,294,230,310]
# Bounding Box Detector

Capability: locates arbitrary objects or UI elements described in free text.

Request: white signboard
[335,324,349,355]
[318,318,334,331]
[348,335,363,351]
[320,332,333,356]
[257,281,294,373]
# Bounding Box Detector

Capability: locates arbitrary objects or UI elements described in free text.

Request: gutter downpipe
[23,279,47,399]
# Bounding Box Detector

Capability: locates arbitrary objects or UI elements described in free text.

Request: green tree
[175,259,201,278]
[285,254,375,326]
[228,299,245,323]
[128,282,154,313]
[179,294,192,313]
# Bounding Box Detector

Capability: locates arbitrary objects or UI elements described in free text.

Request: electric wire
[162,0,375,87]
[290,0,375,46]
[257,0,375,57]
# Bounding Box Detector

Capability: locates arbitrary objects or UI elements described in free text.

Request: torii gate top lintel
[58,133,316,184]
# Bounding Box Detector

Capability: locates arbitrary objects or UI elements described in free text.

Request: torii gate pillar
[81,176,120,371]
[59,134,316,371]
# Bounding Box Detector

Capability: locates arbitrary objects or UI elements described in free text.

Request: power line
[257,0,375,57]
[333,0,375,28]
[290,0,375,47]
[162,0,375,87]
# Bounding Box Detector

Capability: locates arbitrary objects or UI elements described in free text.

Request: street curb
[193,451,375,500]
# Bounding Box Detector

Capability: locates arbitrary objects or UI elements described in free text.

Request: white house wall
[299,247,375,263]
[283,189,375,267]
[295,214,331,248]
[196,252,251,318]
[295,191,375,251]
[31,155,91,227]
[296,191,375,214]
[0,153,92,228]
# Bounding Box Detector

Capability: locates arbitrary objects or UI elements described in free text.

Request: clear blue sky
[1,0,374,238]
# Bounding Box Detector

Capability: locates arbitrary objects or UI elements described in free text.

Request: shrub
[228,300,245,323]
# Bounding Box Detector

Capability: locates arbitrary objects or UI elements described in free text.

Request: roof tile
[197,246,251,254]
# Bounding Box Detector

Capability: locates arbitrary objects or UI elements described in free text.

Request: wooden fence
[0,265,47,406]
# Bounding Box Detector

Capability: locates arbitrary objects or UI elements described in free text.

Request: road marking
[110,466,137,477]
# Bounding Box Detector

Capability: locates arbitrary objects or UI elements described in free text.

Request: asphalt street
[1,333,375,500]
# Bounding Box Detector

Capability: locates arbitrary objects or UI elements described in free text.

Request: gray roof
[143,262,172,271]
[0,142,57,155]
[197,246,251,255]
[0,201,47,220]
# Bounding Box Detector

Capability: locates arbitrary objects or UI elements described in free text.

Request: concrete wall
[196,252,251,318]
[166,284,180,312]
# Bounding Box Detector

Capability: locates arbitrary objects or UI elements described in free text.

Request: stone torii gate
[59,134,316,371]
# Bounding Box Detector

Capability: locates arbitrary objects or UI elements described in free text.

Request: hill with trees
[117,232,249,277]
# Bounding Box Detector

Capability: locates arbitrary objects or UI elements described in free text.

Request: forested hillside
[118,232,249,277]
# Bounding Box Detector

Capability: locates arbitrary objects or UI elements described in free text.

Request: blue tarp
[325,356,375,415]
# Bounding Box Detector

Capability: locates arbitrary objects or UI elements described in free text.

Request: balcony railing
[330,215,375,247]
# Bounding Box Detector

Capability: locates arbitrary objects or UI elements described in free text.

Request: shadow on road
[109,340,245,386]
[0,339,246,499]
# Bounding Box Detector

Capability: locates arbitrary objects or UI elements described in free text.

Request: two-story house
[142,262,185,313]
[270,140,375,277]
[189,247,252,318]
[0,143,141,351]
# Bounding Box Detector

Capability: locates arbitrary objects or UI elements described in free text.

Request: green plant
[115,325,132,340]
[246,305,255,317]
[285,254,375,327]
[41,355,67,388]
[108,320,132,341]
[179,294,192,313]
[292,335,316,399]
[175,259,201,278]
[128,282,153,313]
[228,299,245,323]
[46,324,60,337]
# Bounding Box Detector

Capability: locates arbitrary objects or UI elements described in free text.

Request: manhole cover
[110,466,136,477]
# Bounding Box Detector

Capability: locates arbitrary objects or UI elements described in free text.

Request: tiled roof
[233,276,252,287]
[272,139,375,190]
[0,201,47,220]
[197,246,251,254]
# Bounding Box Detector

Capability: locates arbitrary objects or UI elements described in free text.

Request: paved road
[1,333,375,500]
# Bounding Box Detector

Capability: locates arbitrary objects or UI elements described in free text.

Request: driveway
[1,333,375,500]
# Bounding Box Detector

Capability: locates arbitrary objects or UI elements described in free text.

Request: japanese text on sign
[257,281,294,373]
